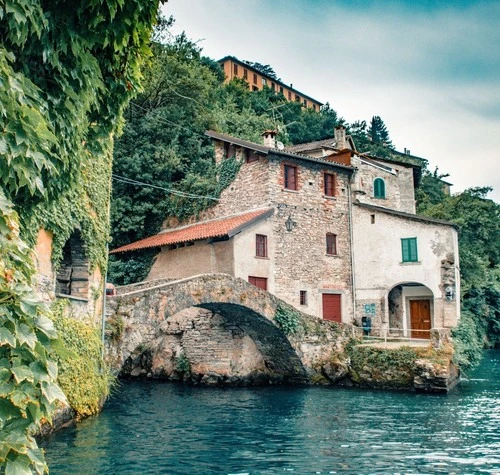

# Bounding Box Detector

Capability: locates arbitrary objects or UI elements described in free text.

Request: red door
[323,294,341,322]
[248,276,267,291]
[410,299,431,339]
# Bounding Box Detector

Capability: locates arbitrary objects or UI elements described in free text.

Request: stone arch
[388,282,434,339]
[109,274,309,384]
[197,302,307,382]
[55,230,89,299]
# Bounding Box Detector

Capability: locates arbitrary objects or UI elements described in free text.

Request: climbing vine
[274,304,302,335]
[50,301,112,419]
[0,1,161,472]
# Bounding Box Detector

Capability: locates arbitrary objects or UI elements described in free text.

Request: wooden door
[410,299,431,339]
[248,276,267,291]
[322,294,341,323]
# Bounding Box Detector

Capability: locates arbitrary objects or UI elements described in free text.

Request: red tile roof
[110,208,273,254]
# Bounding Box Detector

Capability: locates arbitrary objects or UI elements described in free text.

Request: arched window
[373,178,386,199]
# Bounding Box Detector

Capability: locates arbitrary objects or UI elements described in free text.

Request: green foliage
[274,304,302,335]
[105,314,125,344]
[0,193,66,474]
[348,345,418,373]
[367,115,393,148]
[0,0,160,471]
[50,301,111,419]
[451,310,486,371]
[175,353,190,375]
[418,185,500,366]
[243,60,280,81]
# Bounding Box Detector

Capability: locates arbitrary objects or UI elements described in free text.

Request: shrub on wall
[274,304,302,335]
[50,301,112,420]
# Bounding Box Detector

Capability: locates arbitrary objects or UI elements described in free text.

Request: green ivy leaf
[40,381,67,405]
[0,327,16,347]
[11,366,34,384]
[5,456,32,475]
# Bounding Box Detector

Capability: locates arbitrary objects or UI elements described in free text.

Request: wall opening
[55,230,89,299]
[388,282,433,339]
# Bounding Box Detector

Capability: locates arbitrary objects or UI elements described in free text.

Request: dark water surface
[43,351,500,474]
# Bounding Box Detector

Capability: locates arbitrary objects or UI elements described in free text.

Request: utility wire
[112,174,219,201]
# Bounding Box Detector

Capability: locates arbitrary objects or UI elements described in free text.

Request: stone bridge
[105,273,353,385]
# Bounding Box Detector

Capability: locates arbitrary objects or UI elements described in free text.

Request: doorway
[409,299,431,339]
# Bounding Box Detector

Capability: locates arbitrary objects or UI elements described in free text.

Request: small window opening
[300,290,307,306]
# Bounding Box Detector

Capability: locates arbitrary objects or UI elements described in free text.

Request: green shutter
[374,178,385,198]
[401,238,418,262]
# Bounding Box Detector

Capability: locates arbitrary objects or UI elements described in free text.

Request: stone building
[112,127,460,338]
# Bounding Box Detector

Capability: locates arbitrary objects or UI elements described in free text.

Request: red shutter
[322,294,341,322]
[249,276,267,290]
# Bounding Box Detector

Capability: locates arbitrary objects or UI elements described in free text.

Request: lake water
[43,351,500,474]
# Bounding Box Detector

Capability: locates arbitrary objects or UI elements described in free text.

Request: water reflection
[43,351,500,474]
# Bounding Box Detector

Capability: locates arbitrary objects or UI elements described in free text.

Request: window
[324,173,335,197]
[371,214,376,224]
[284,164,298,190]
[300,290,307,306]
[246,149,259,163]
[249,276,267,290]
[224,142,236,158]
[271,82,275,90]
[313,104,317,111]
[295,94,300,102]
[253,73,257,84]
[279,86,284,94]
[243,69,248,80]
[303,99,308,107]
[326,233,337,255]
[374,178,386,198]
[401,237,418,262]
[233,63,238,76]
[252,86,258,91]
[288,91,292,100]
[256,234,268,258]
[262,78,267,86]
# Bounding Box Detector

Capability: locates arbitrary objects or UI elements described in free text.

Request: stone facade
[351,156,417,213]
[117,130,459,338]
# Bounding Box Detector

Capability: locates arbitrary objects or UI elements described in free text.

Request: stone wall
[106,274,355,385]
[351,156,416,214]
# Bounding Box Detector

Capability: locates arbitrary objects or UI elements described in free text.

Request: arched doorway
[388,283,433,339]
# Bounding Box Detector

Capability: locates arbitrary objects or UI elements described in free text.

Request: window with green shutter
[374,177,386,198]
[401,237,418,262]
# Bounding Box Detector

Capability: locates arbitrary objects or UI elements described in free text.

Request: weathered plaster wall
[352,205,460,331]
[148,239,234,281]
[33,228,103,322]
[351,157,416,214]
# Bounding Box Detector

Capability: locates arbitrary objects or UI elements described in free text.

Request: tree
[419,187,500,367]
[0,1,160,472]
[367,116,394,148]
[243,60,280,81]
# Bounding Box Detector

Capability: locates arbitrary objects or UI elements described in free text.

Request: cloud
[164,0,500,201]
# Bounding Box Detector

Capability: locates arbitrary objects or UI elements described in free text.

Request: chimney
[334,125,346,150]
[262,130,277,148]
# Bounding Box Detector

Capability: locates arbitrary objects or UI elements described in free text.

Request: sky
[163,0,500,202]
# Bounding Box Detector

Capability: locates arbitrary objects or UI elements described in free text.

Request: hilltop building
[112,128,460,339]
[219,56,323,111]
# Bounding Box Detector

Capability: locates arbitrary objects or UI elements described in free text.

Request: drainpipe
[100,243,109,360]
[347,175,357,324]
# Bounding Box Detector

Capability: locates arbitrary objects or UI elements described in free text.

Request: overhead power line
[112,174,219,201]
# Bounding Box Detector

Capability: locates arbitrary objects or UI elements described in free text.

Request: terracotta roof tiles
[111,208,273,254]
